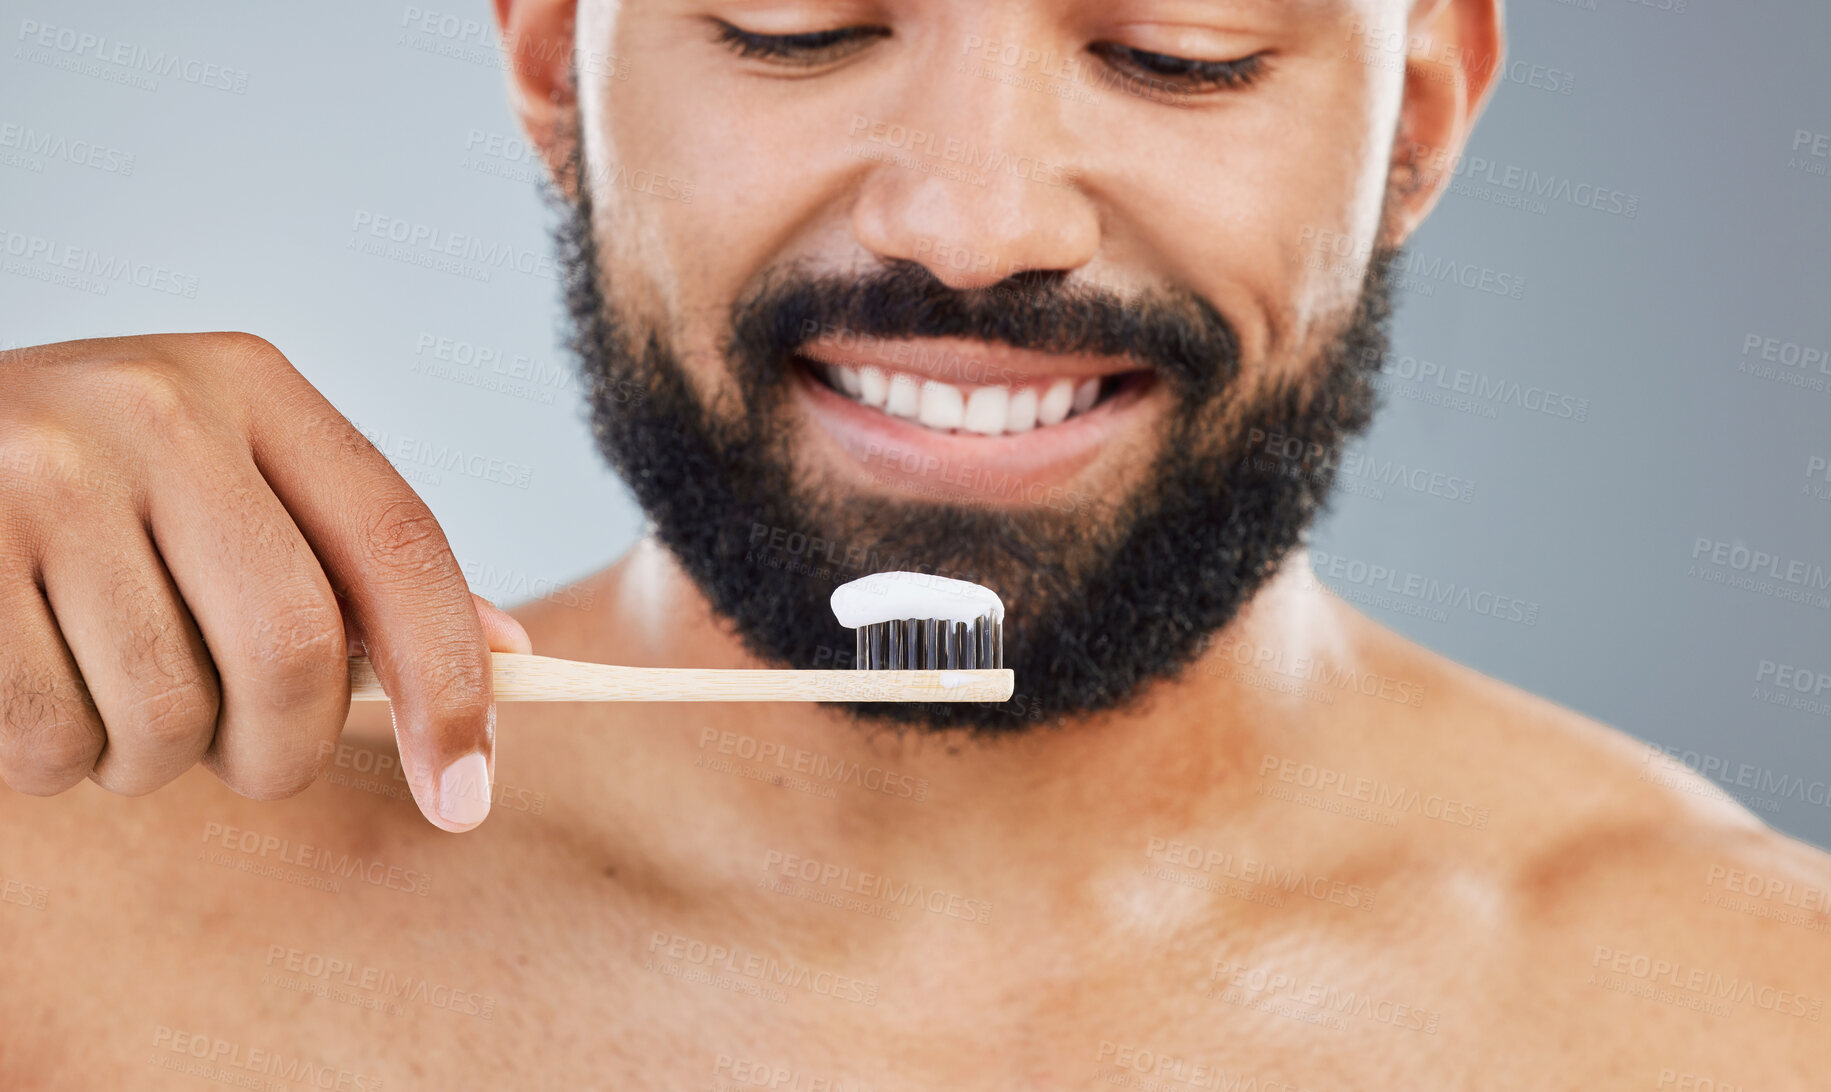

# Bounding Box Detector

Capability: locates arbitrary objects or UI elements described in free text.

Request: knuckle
[212,330,284,362]
[0,420,108,507]
[416,646,493,719]
[121,677,220,754]
[236,597,346,701]
[358,499,457,585]
[90,361,199,436]
[207,332,299,391]
[0,664,103,791]
[211,743,329,802]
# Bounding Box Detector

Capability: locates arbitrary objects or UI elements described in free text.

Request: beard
[554,159,1396,736]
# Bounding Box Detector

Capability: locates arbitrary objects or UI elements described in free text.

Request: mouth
[788,336,1162,500]
[798,357,1144,436]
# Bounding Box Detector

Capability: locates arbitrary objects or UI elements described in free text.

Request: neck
[532,538,1364,881]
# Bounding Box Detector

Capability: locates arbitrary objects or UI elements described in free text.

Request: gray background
[3,2,1828,844]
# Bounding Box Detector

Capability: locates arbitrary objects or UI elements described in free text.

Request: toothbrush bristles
[854,613,1002,670]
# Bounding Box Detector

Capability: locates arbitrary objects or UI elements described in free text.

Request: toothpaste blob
[830,571,1005,628]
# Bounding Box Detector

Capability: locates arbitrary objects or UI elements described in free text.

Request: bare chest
[16,846,1489,1092]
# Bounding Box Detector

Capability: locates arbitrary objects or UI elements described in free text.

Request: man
[1,0,1826,1086]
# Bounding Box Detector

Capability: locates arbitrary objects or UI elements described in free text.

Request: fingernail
[437,752,493,830]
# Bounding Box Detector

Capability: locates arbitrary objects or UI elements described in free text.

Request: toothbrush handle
[347,652,1013,703]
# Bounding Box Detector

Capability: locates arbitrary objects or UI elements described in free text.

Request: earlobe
[494,0,580,195]
[1382,0,1505,245]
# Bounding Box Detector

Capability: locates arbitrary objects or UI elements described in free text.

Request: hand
[0,333,533,831]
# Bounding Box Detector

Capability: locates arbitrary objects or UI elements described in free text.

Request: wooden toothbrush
[346,571,1013,704]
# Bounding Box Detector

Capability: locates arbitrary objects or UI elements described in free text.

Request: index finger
[248,368,498,833]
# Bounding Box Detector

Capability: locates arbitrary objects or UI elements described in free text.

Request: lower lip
[790,358,1159,501]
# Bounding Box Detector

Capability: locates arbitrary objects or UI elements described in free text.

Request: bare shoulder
[1372,622,1831,1077]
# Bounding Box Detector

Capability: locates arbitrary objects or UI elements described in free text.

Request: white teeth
[886,373,921,418]
[918,380,965,430]
[820,361,1111,436]
[1005,387,1038,432]
[963,386,1009,435]
[858,366,888,407]
[1037,378,1075,426]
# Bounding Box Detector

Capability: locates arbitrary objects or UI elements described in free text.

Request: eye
[1088,42,1267,92]
[714,19,889,66]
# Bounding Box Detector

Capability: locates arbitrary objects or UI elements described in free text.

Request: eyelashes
[714,21,888,65]
[712,20,1268,93]
[1087,43,1266,91]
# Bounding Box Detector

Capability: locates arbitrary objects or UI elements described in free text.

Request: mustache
[727,259,1239,403]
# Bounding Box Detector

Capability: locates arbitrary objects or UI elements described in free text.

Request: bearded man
[2,0,1827,1086]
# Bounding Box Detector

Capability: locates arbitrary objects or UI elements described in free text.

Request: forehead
[604,0,1381,19]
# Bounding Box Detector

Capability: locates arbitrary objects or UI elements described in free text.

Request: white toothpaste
[829,571,1005,628]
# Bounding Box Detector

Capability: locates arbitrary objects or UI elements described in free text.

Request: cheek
[591,77,862,386]
[1119,59,1397,380]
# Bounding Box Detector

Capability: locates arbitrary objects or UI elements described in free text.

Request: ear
[494,0,580,194]
[1383,0,1506,245]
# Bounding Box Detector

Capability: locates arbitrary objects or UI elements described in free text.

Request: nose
[849,63,1101,290]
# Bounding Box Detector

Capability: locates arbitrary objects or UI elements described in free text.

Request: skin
[2,0,1829,1087]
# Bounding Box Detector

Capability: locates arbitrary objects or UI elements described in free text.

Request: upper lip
[796,336,1142,388]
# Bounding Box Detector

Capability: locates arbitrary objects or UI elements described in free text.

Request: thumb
[354,593,532,834]
[390,593,533,833]
[469,592,535,656]
[339,591,532,656]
